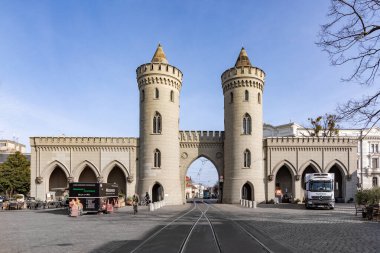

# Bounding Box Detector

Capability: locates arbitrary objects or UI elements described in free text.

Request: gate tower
[136,44,183,205]
[222,48,266,203]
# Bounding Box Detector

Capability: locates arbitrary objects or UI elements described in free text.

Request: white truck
[304,173,335,209]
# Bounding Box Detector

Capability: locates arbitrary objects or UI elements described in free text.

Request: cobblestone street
[0,203,378,253]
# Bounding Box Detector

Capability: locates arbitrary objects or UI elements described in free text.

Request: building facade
[30,45,359,204]
[0,139,29,164]
[264,123,379,190]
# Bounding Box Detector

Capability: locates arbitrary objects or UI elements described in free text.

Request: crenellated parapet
[179,130,224,143]
[30,137,139,148]
[221,66,265,94]
[265,137,357,145]
[136,63,183,91]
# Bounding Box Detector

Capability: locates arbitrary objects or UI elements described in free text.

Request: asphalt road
[112,200,292,253]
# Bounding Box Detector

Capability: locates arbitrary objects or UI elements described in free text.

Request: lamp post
[360,129,363,190]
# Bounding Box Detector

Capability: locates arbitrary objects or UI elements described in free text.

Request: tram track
[179,200,222,253]
[204,201,291,253]
[122,200,290,253]
[129,201,199,253]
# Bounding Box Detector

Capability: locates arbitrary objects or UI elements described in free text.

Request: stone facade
[30,45,359,204]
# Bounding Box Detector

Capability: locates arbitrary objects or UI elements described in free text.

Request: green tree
[0,152,30,197]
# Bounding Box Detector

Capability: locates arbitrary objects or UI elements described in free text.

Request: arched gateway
[30,45,358,205]
[179,131,224,203]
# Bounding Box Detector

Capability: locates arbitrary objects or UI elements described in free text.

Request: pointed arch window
[258,92,261,104]
[243,113,251,135]
[153,112,162,134]
[154,149,161,168]
[244,149,251,168]
[230,92,234,103]
[141,90,145,102]
[155,88,159,99]
[170,90,174,102]
[373,177,378,187]
[245,90,249,101]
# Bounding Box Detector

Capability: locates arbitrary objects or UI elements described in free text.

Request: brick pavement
[0,203,378,253]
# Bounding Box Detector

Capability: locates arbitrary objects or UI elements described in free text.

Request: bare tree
[318,0,380,128]
[302,114,340,137]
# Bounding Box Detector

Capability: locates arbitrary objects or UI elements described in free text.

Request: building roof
[235,47,252,67]
[151,44,168,64]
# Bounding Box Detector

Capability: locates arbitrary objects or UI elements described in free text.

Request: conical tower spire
[151,44,168,64]
[235,47,252,67]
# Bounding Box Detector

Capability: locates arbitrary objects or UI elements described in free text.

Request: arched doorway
[78,166,97,182]
[107,166,126,195]
[275,165,293,203]
[242,182,254,200]
[328,165,344,200]
[185,157,219,200]
[152,183,164,202]
[49,166,68,200]
[301,165,318,190]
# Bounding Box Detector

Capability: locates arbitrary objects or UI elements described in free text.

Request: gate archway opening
[152,182,164,202]
[78,166,97,182]
[185,157,219,200]
[107,165,126,195]
[275,165,294,203]
[328,165,344,200]
[242,182,254,201]
[49,166,68,200]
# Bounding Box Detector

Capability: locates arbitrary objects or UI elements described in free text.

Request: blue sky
[0,1,375,184]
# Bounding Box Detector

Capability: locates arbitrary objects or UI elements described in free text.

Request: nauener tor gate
[30,45,358,205]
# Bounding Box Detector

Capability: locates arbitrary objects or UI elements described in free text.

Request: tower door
[152,183,164,202]
[242,183,253,200]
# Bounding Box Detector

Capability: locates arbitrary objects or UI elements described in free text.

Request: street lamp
[360,129,364,190]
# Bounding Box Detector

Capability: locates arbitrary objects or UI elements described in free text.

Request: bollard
[253,200,257,208]
[244,199,247,207]
[149,203,154,211]
[248,201,252,208]
[158,201,162,208]
[240,199,243,206]
[154,202,158,210]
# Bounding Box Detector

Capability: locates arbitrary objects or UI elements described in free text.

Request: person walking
[132,194,139,215]
[144,192,150,206]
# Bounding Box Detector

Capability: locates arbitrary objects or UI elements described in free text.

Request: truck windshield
[309,181,333,192]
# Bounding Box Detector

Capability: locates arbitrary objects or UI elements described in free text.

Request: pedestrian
[144,192,150,205]
[275,187,283,204]
[132,194,139,215]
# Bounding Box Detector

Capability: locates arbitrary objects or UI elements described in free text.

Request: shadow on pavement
[257,203,306,209]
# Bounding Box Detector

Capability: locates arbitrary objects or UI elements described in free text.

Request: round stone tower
[136,44,183,205]
[222,48,266,204]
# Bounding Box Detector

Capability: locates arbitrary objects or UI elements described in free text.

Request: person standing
[132,194,139,215]
[275,187,283,204]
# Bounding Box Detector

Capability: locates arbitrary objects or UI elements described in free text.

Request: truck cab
[304,173,335,209]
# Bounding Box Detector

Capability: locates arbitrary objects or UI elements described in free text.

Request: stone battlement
[137,63,183,81]
[264,137,357,146]
[179,131,224,142]
[221,66,265,82]
[221,66,265,94]
[30,137,138,147]
[136,63,183,91]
